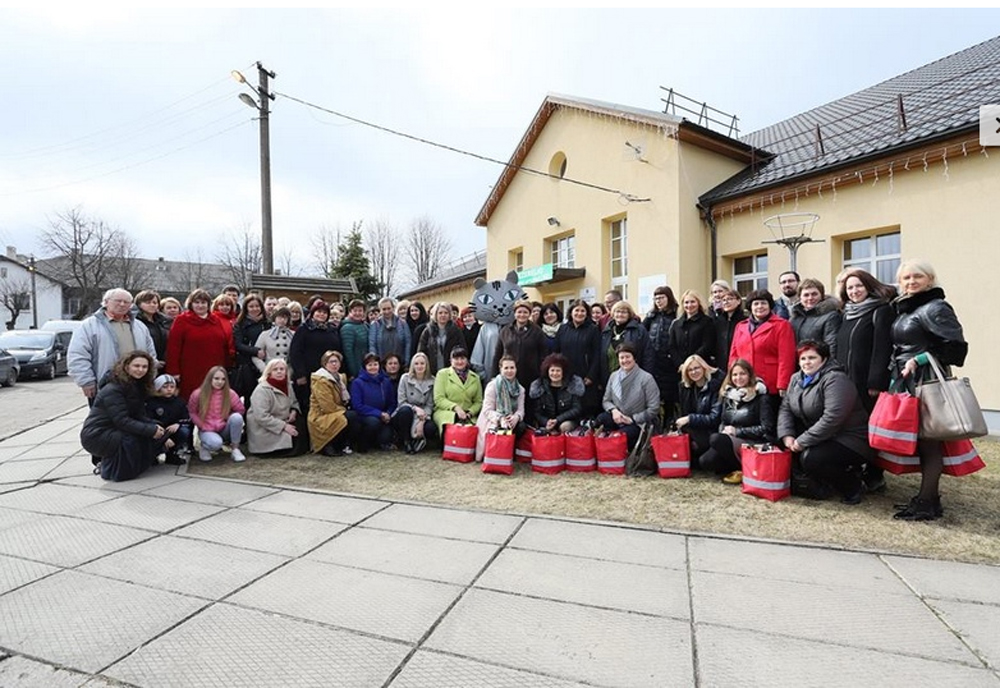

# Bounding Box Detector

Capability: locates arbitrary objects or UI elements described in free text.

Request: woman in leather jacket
[674,354,723,461]
[889,261,969,521]
[530,353,584,433]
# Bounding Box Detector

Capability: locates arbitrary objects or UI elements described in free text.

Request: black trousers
[391,406,439,445]
[800,440,867,496]
[595,412,642,450]
[698,433,742,475]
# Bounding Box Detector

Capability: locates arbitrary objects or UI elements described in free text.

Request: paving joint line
[685,536,702,688]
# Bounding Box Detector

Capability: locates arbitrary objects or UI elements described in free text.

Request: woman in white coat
[247,359,308,456]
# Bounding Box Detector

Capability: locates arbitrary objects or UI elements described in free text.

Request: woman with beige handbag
[890,260,970,521]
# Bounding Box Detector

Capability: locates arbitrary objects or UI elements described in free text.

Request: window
[549,234,575,268]
[609,217,628,299]
[509,249,524,272]
[843,231,901,284]
[733,253,768,296]
[549,152,567,179]
[0,268,6,278]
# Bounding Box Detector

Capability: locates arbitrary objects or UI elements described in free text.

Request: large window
[843,231,901,284]
[609,217,628,299]
[549,234,576,268]
[733,253,768,296]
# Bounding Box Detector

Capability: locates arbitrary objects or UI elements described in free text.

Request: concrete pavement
[0,407,998,687]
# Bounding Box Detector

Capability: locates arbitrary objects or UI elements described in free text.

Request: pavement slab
[426,588,693,688]
[885,555,1000,605]
[4,442,81,462]
[926,598,1000,671]
[0,569,207,674]
[0,655,98,688]
[78,534,289,600]
[509,518,687,569]
[0,482,120,516]
[0,514,154,567]
[55,467,188,492]
[0,552,59,594]
[171,507,347,556]
[475,547,690,619]
[141,476,277,506]
[0,457,67,483]
[228,557,462,643]
[389,650,595,688]
[73,493,225,532]
[106,602,411,688]
[242,488,389,523]
[0,505,37,533]
[361,502,523,543]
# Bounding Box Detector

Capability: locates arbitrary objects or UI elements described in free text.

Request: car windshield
[0,332,54,349]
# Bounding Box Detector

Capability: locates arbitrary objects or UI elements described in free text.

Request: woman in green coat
[433,346,483,435]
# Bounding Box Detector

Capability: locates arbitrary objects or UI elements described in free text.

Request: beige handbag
[916,353,987,440]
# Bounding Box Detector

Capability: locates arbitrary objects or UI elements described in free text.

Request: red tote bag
[531,434,566,475]
[651,433,691,479]
[741,445,792,502]
[878,439,986,477]
[564,433,597,472]
[482,432,515,475]
[515,433,533,463]
[874,450,921,475]
[868,391,920,455]
[442,424,478,463]
[595,432,628,475]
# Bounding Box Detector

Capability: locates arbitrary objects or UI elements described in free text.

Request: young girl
[188,365,246,462]
[698,359,775,484]
[146,374,192,465]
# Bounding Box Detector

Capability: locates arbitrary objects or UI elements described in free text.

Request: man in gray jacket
[597,342,660,450]
[68,288,157,402]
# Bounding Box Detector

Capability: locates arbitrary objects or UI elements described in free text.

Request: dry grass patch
[188,438,1000,564]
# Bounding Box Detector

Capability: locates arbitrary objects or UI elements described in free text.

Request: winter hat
[153,374,176,392]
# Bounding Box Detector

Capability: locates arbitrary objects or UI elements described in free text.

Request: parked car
[41,320,84,335]
[0,330,69,380]
[0,348,18,387]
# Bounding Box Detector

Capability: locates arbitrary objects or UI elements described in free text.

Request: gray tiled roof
[397,250,486,298]
[701,35,1000,204]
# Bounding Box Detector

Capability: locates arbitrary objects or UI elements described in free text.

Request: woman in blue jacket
[349,352,397,452]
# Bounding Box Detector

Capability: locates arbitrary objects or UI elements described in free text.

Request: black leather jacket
[890,287,967,381]
[530,375,585,426]
[719,382,774,443]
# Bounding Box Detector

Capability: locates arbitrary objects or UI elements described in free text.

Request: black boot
[893,497,939,521]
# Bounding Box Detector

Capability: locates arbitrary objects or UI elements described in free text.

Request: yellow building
[475,37,1000,423]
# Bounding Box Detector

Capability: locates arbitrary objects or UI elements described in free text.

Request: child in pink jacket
[188,365,246,462]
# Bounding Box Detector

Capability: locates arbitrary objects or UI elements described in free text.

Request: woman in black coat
[790,278,842,358]
[288,301,342,416]
[556,300,602,416]
[668,290,716,370]
[835,270,894,414]
[135,290,171,369]
[81,351,164,482]
[529,353,584,432]
[494,302,548,390]
[643,286,680,414]
[674,354,724,461]
[713,287,747,368]
[418,302,465,376]
[232,294,269,401]
[599,301,653,386]
[406,302,430,350]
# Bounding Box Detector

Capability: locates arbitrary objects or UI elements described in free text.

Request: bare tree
[108,234,154,295]
[277,246,303,277]
[365,218,401,297]
[310,223,345,278]
[39,207,125,317]
[215,223,261,294]
[0,277,31,329]
[405,215,452,287]
[170,247,210,294]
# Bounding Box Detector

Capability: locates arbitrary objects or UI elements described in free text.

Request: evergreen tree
[331,224,382,301]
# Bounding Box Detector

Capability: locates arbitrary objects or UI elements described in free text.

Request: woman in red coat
[166,289,236,401]
[729,289,797,410]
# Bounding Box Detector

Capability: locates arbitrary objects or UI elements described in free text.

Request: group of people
[73,259,969,521]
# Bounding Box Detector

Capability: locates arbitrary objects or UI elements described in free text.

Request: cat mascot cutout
[470,270,528,378]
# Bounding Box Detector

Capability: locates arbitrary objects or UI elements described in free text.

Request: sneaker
[342,446,353,455]
[155,453,167,464]
[198,448,213,462]
[413,438,427,453]
[722,471,743,485]
[231,447,246,463]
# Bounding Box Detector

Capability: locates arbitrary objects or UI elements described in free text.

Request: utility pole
[256,62,276,275]
[28,255,38,329]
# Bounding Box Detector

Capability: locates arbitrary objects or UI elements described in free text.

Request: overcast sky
[1,9,997,283]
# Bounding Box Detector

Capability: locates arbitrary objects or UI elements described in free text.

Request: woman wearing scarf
[728,289,797,415]
[308,350,354,456]
[475,355,526,462]
[539,303,563,354]
[288,300,342,418]
[247,359,308,457]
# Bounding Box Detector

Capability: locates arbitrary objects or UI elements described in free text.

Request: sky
[1,9,997,286]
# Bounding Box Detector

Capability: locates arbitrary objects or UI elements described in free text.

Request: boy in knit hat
[146,374,192,465]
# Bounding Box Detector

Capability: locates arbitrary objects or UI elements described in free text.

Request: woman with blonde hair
[668,290,716,370]
[188,365,245,463]
[392,351,437,454]
[418,301,464,375]
[247,358,307,457]
[308,350,354,456]
[674,354,724,461]
[159,297,182,320]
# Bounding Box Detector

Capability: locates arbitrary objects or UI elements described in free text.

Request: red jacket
[729,316,797,393]
[166,311,236,401]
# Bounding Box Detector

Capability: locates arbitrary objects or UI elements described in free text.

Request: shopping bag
[868,391,919,455]
[741,445,792,501]
[531,434,565,475]
[442,423,478,463]
[874,450,922,475]
[482,432,515,475]
[515,432,533,463]
[595,432,628,475]
[941,439,986,477]
[564,432,596,472]
[651,433,691,479]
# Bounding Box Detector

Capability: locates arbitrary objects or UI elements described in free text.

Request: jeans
[391,406,439,445]
[199,413,245,451]
[154,424,192,456]
[355,414,393,452]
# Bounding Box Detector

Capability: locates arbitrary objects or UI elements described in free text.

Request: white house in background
[0,248,65,330]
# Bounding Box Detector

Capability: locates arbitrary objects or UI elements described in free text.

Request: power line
[274,90,651,202]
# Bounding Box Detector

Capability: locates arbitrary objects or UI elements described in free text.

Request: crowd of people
[71,260,970,521]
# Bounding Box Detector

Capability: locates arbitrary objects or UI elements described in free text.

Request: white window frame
[609,217,628,299]
[732,252,769,296]
[842,231,901,285]
[550,234,576,269]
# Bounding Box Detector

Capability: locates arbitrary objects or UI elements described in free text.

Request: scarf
[494,374,520,416]
[611,366,631,402]
[266,376,288,395]
[724,383,758,403]
[843,296,884,321]
[541,322,560,339]
[455,367,469,383]
[747,313,771,334]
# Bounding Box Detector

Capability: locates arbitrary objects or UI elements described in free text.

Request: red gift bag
[515,433,533,463]
[868,391,920,455]
[531,434,565,475]
[595,432,628,475]
[651,433,691,479]
[878,439,986,477]
[564,433,596,472]
[874,450,921,475]
[741,445,792,501]
[482,432,515,475]
[442,424,478,463]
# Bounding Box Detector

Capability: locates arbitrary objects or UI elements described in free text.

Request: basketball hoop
[762,212,823,271]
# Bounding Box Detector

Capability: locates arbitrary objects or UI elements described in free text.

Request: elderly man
[368,297,412,365]
[68,288,157,402]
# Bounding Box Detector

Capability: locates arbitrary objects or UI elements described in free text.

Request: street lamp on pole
[762,212,824,272]
[232,62,276,275]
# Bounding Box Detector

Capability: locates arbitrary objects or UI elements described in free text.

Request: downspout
[700,203,719,281]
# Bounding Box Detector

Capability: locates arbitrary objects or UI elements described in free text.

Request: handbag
[564,431,596,472]
[740,444,792,502]
[916,353,987,441]
[442,423,478,463]
[595,432,628,475]
[877,439,985,477]
[531,434,566,474]
[651,433,691,479]
[868,391,919,455]
[625,422,659,477]
[482,432,515,475]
